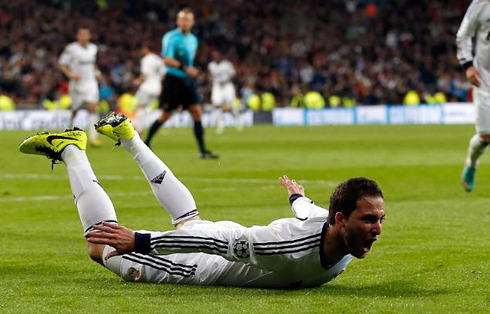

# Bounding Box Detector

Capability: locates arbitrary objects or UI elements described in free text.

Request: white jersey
[59,42,98,92]
[208,60,235,87]
[457,0,490,91]
[115,196,354,288]
[139,53,166,95]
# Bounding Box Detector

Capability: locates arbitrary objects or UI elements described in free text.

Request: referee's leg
[188,105,218,159]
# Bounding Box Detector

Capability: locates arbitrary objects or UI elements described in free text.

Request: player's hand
[70,74,81,82]
[185,67,199,78]
[279,175,305,197]
[466,66,482,87]
[86,222,135,260]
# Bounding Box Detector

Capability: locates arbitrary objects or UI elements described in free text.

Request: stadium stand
[0,0,472,108]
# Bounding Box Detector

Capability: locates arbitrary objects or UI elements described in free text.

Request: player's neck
[79,42,89,48]
[179,28,190,35]
[322,224,348,266]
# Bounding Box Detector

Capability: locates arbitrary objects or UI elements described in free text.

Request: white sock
[216,108,224,133]
[120,133,198,225]
[134,107,146,134]
[466,134,489,168]
[89,113,99,141]
[233,107,243,131]
[61,145,117,235]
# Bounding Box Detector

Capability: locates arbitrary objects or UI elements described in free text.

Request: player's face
[341,196,385,259]
[177,12,195,33]
[212,51,222,62]
[77,29,90,45]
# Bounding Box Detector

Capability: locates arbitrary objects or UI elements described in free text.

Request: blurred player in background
[208,50,241,133]
[59,28,102,147]
[145,8,218,159]
[133,43,166,135]
[457,0,490,192]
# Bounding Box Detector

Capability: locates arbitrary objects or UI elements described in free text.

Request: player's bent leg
[95,112,200,226]
[19,128,119,259]
[175,215,201,229]
[86,102,102,147]
[462,133,490,192]
[87,243,105,265]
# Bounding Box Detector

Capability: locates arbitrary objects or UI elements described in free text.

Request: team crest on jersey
[151,171,167,184]
[233,240,250,258]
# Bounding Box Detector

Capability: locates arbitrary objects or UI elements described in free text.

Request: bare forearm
[163,57,182,68]
[60,65,73,78]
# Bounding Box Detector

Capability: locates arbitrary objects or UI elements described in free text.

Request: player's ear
[335,212,346,226]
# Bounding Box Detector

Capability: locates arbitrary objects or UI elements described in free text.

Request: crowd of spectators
[0,0,473,108]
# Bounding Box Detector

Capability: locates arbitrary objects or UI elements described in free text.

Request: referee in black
[145,8,218,159]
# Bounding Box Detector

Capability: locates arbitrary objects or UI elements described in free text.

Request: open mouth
[363,238,377,252]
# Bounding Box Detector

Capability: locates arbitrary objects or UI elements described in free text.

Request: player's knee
[87,243,104,264]
[480,134,490,142]
[88,105,97,112]
[175,215,201,230]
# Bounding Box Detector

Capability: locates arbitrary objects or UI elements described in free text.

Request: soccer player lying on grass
[18,112,385,289]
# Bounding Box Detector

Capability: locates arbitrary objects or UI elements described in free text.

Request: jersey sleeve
[456,0,484,67]
[162,33,175,58]
[135,219,322,273]
[141,58,151,76]
[290,196,329,220]
[58,45,73,66]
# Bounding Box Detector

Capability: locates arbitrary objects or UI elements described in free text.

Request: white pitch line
[0,185,281,203]
[0,173,337,186]
[0,191,152,203]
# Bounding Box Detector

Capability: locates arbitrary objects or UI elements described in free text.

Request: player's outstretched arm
[279,175,328,220]
[87,222,296,273]
[279,175,305,197]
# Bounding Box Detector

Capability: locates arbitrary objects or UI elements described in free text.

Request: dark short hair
[328,177,383,225]
[141,42,152,50]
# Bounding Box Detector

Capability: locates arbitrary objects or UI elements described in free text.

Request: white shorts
[211,83,236,107]
[136,88,160,107]
[70,83,99,110]
[102,221,272,287]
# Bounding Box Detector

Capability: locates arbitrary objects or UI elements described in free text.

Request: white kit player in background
[19,112,384,289]
[457,0,490,192]
[59,28,103,147]
[208,50,241,133]
[133,44,166,135]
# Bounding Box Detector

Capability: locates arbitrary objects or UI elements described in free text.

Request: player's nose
[372,221,382,235]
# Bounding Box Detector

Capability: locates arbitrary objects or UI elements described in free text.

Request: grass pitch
[0,124,489,313]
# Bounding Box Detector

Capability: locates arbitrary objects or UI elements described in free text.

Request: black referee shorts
[159,74,202,111]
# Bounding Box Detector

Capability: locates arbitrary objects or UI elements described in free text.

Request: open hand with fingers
[86,222,136,260]
[278,175,305,197]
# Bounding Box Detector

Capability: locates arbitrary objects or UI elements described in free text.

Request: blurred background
[0,0,472,112]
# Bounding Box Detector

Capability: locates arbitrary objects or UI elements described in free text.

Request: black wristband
[178,63,186,71]
[462,61,473,71]
[134,232,152,254]
[289,193,303,205]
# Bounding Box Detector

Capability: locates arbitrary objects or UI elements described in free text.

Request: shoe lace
[35,145,62,170]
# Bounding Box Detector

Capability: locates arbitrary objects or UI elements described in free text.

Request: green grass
[0,124,489,313]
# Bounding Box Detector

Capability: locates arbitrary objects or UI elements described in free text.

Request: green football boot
[19,127,87,165]
[461,166,476,192]
[95,112,135,143]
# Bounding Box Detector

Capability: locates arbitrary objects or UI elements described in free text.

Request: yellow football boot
[19,127,87,163]
[95,112,135,143]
